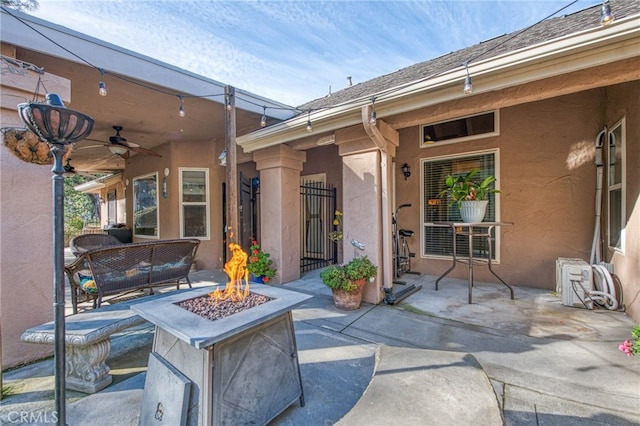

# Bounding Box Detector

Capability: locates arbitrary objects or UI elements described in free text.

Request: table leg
[435,225,457,290]
[468,229,474,304]
[487,226,514,299]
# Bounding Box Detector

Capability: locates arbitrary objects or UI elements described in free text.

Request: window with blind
[422,151,499,260]
[180,168,210,239]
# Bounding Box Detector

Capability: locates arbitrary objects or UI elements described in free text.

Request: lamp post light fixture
[18,93,94,426]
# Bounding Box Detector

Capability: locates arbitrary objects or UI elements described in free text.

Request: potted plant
[247,240,276,283]
[438,168,500,223]
[320,256,378,310]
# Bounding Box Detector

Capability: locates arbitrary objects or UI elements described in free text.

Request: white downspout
[361,105,395,298]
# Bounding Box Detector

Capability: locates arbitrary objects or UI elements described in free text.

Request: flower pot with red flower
[247,240,277,283]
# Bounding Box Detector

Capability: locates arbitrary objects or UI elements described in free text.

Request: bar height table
[432,222,514,303]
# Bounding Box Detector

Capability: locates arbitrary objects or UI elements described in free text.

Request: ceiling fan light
[109,145,128,155]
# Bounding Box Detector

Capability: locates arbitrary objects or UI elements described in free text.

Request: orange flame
[209,243,250,302]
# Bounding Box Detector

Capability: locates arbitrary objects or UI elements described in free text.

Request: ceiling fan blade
[127,145,162,157]
[74,144,106,150]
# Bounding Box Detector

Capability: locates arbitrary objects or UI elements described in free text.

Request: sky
[27,0,603,106]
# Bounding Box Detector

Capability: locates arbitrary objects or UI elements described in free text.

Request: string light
[98,68,107,96]
[600,0,614,26]
[178,95,185,117]
[370,97,377,125]
[260,106,267,127]
[463,61,473,95]
[306,110,312,132]
[226,93,233,111]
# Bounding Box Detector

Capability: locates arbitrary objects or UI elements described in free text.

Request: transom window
[180,168,210,239]
[422,150,499,260]
[421,110,498,147]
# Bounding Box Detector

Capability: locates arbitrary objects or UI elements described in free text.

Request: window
[106,190,116,226]
[421,111,498,147]
[133,173,159,238]
[607,119,625,252]
[180,168,209,239]
[422,150,499,260]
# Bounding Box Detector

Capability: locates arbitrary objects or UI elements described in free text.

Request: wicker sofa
[69,233,124,256]
[64,238,200,313]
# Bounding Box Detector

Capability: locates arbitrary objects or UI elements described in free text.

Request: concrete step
[338,345,502,425]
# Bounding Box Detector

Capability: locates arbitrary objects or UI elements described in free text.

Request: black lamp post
[18,93,94,426]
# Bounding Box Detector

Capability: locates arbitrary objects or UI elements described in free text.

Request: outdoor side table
[432,222,514,304]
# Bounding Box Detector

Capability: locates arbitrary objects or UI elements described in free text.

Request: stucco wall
[124,138,226,271]
[395,88,605,290]
[1,68,71,368]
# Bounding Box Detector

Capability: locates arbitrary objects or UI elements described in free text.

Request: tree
[64,174,101,242]
[1,0,39,11]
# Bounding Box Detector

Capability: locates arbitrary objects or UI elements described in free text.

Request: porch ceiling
[13,48,265,174]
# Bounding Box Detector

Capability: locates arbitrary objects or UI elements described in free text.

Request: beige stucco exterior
[0,51,71,367]
[1,7,639,370]
[245,60,640,314]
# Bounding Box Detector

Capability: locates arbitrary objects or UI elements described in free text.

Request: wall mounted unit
[556,258,593,309]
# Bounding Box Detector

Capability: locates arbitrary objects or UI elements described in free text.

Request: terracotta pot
[331,279,366,310]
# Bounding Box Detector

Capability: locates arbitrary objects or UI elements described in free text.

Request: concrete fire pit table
[132,285,311,426]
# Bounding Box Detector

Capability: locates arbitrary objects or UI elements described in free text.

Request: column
[253,145,306,284]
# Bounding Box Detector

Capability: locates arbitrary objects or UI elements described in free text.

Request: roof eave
[0,8,296,120]
[238,14,640,152]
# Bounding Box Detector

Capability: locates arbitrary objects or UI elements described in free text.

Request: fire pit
[132,244,311,425]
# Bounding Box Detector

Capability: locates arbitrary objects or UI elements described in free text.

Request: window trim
[179,167,210,240]
[606,118,625,253]
[132,172,160,239]
[420,110,500,148]
[420,148,502,262]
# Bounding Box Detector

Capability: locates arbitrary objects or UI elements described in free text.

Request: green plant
[438,168,500,209]
[320,256,378,292]
[328,210,344,242]
[320,264,354,291]
[345,256,378,282]
[247,240,276,283]
[618,325,640,357]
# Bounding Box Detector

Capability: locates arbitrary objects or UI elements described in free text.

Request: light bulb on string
[178,96,185,117]
[600,0,614,26]
[463,62,473,95]
[260,106,267,127]
[306,111,312,132]
[370,97,377,125]
[98,68,107,96]
[226,94,233,111]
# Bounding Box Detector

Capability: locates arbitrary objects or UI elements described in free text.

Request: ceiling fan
[107,125,161,158]
[63,159,101,178]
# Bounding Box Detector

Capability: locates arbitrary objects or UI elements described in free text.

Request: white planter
[460,200,489,223]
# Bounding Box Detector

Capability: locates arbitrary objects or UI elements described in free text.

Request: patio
[2,268,639,425]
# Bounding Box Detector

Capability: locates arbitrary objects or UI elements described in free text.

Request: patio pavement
[1,263,639,425]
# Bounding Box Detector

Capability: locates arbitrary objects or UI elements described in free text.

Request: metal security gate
[239,173,259,253]
[300,176,336,272]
